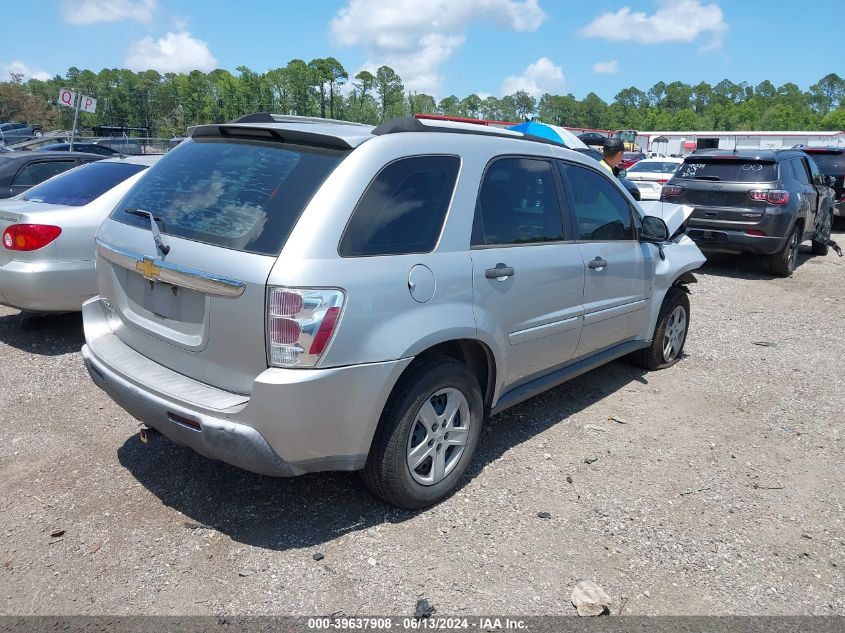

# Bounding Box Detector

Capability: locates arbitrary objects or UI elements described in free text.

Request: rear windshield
[110,138,347,256]
[627,161,680,174]
[22,161,146,206]
[675,159,778,182]
[804,152,845,174]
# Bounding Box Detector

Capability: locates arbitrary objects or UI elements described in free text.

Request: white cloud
[330,0,547,95]
[592,60,619,75]
[124,31,218,73]
[579,0,728,50]
[500,57,564,97]
[63,0,157,25]
[1,60,52,82]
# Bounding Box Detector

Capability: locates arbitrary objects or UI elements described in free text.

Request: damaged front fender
[638,201,707,341]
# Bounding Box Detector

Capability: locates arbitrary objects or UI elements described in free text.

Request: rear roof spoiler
[189,123,355,151]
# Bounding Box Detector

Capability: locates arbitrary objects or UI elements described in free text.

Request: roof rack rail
[371,116,566,148]
[228,112,371,127]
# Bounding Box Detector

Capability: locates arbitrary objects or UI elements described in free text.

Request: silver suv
[82,114,705,509]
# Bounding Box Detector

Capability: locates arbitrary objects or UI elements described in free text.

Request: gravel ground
[1,229,843,617]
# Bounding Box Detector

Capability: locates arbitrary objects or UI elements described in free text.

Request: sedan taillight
[2,224,62,251]
[266,287,345,367]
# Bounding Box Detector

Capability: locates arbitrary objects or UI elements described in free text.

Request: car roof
[0,150,105,161]
[684,149,806,162]
[98,154,161,166]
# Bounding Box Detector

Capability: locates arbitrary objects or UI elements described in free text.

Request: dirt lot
[1,230,844,617]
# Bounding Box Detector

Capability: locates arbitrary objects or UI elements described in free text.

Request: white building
[637,130,845,156]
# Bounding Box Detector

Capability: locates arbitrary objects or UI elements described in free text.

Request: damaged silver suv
[82,114,705,509]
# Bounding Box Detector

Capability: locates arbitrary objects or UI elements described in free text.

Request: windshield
[22,161,146,206]
[675,159,778,182]
[627,161,681,174]
[110,138,347,256]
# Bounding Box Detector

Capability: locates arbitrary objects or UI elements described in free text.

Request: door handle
[485,263,515,280]
[588,257,608,270]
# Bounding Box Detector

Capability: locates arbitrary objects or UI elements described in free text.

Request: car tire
[769,225,801,277]
[361,356,484,510]
[811,211,832,256]
[629,286,690,371]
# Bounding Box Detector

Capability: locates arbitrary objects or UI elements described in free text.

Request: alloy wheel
[406,388,471,486]
[662,305,687,363]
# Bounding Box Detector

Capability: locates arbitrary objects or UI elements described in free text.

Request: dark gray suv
[663,150,836,276]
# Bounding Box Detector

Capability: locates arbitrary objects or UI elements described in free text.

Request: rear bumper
[82,297,412,476]
[686,226,786,255]
[0,259,95,312]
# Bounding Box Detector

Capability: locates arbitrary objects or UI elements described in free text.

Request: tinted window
[339,155,460,257]
[23,161,145,206]
[560,163,634,241]
[675,159,778,182]
[471,158,564,247]
[805,157,824,184]
[791,158,810,185]
[13,161,77,186]
[110,138,347,256]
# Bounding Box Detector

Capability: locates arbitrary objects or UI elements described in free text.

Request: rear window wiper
[123,207,170,256]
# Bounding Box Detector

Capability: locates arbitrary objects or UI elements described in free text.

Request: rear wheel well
[794,217,805,238]
[412,340,496,410]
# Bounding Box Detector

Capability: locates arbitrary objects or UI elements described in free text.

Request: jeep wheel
[629,286,690,371]
[811,211,832,256]
[769,225,800,277]
[362,356,483,510]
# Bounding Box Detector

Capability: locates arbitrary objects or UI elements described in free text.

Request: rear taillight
[749,189,789,205]
[2,224,62,251]
[266,287,345,367]
[660,184,684,199]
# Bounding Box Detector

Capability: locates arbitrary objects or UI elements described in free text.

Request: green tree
[374,65,404,121]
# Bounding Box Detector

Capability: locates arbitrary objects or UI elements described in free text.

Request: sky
[1,0,843,102]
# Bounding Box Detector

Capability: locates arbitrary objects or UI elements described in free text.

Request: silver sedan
[0,154,159,316]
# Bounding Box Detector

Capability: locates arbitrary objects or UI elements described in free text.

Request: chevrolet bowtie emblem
[136,257,161,280]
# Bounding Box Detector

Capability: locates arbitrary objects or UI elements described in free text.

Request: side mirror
[825,175,836,187]
[640,215,669,243]
[617,169,628,178]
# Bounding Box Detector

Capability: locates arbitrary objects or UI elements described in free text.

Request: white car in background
[625,157,684,200]
[0,154,160,325]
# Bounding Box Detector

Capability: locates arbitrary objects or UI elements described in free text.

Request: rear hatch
[667,158,778,224]
[94,133,348,395]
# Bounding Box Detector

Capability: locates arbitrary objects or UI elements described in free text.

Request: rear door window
[339,155,460,257]
[471,157,565,247]
[675,160,778,182]
[110,138,347,256]
[13,160,77,186]
[23,161,146,206]
[791,158,811,185]
[559,163,634,241]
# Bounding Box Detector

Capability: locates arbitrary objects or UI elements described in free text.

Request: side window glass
[339,155,460,257]
[806,157,823,184]
[471,158,564,246]
[560,163,634,241]
[792,159,810,185]
[13,161,75,187]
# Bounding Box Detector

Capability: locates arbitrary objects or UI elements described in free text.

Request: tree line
[1,58,844,138]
